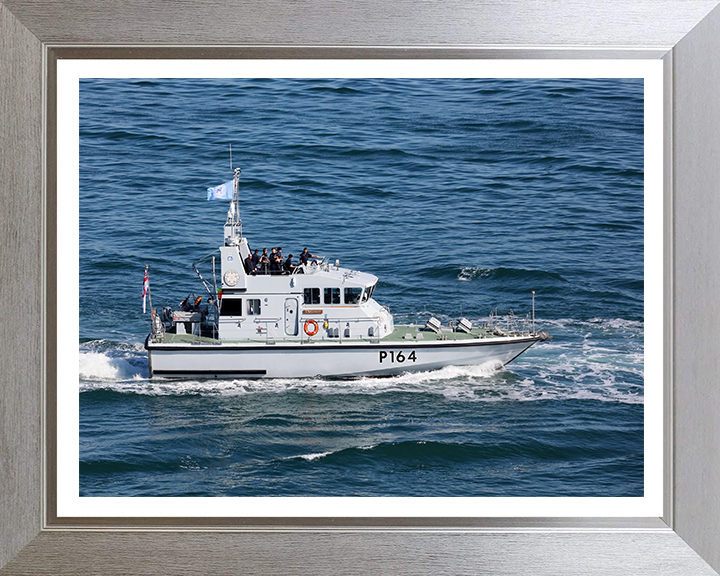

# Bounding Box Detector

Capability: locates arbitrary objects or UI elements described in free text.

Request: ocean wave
[558,163,644,178]
[279,438,637,467]
[297,451,335,462]
[80,339,146,352]
[410,265,566,284]
[455,266,566,284]
[85,128,174,143]
[305,85,366,95]
[79,339,148,382]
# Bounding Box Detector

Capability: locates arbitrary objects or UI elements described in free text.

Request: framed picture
[2,1,720,574]
[56,61,662,520]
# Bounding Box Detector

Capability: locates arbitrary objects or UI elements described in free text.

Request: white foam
[81,339,147,353]
[299,451,333,461]
[545,317,644,333]
[79,364,644,404]
[457,267,491,282]
[79,351,147,381]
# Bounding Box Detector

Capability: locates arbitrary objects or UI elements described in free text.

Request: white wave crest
[79,351,147,381]
[299,451,333,461]
[457,267,491,282]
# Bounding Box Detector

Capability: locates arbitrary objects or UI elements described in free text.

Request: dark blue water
[79,78,644,497]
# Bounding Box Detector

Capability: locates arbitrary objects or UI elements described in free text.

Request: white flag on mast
[207,181,234,201]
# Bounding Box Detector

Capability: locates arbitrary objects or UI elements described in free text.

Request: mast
[224,167,242,245]
[532,290,535,334]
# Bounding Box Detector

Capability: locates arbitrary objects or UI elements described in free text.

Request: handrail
[252,317,282,343]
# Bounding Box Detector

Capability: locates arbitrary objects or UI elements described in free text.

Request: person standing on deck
[245,253,256,275]
[299,247,319,266]
[259,248,269,275]
[269,248,281,275]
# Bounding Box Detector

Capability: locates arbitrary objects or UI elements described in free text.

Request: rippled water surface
[79,78,644,497]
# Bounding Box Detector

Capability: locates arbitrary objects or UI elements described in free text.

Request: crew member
[269,248,281,275]
[283,254,296,273]
[299,247,319,266]
[245,253,256,275]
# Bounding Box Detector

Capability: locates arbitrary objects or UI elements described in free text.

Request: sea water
[79,77,644,497]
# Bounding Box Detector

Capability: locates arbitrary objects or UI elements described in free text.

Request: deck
[152,325,529,346]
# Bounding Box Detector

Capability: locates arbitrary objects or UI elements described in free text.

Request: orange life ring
[304,319,319,336]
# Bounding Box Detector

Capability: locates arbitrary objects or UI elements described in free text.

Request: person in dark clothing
[259,254,269,275]
[245,253,256,275]
[269,248,281,275]
[256,248,269,274]
[299,247,319,266]
[283,254,295,273]
[251,249,260,267]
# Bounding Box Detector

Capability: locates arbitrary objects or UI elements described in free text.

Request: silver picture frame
[2,1,720,574]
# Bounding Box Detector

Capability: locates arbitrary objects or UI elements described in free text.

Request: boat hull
[146,336,540,378]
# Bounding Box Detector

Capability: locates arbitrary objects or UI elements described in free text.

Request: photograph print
[78,75,645,499]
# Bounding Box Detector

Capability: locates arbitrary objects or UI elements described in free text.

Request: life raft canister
[304,319,319,336]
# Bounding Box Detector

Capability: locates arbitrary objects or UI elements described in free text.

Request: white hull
[146,336,540,378]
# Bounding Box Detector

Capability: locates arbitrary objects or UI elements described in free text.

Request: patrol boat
[145,169,550,378]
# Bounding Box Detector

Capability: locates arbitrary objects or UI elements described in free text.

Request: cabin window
[219,298,243,316]
[324,287,340,304]
[361,283,376,302]
[247,299,261,315]
[344,287,363,305]
[304,288,320,305]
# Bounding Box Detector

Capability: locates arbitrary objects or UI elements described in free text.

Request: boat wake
[79,340,148,381]
[78,317,642,404]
